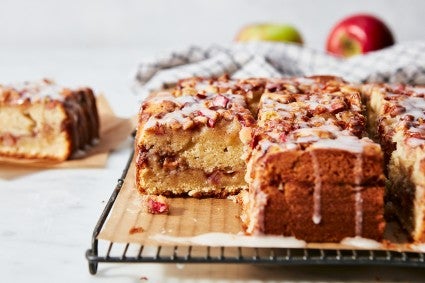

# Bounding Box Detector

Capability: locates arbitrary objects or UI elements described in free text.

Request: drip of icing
[354,153,364,236]
[70,149,86,159]
[354,187,363,236]
[400,96,425,119]
[407,137,425,147]
[311,135,366,153]
[151,232,306,248]
[5,79,67,101]
[340,236,382,249]
[310,151,322,224]
[259,140,274,153]
[246,180,268,234]
[411,86,425,94]
[411,244,425,252]
[294,77,316,85]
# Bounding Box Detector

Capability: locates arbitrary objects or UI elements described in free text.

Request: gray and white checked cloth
[134,41,425,99]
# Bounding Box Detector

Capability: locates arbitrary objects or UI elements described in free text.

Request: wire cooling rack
[85,150,425,275]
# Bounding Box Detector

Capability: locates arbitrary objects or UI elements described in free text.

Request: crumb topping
[253,77,372,153]
[141,84,254,131]
[378,85,425,148]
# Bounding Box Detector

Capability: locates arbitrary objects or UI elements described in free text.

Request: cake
[0,79,99,161]
[135,75,407,243]
[241,76,386,242]
[363,84,425,242]
[135,77,256,198]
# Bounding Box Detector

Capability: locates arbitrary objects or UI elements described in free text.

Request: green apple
[235,23,303,45]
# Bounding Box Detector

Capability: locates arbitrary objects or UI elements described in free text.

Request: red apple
[326,14,395,57]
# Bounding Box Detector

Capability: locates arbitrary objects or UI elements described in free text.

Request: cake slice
[0,79,99,161]
[363,84,425,242]
[242,76,386,242]
[135,79,255,198]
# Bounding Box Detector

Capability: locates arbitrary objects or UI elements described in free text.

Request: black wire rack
[85,150,425,275]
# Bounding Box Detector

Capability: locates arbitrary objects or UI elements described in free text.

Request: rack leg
[89,261,98,275]
[86,249,99,275]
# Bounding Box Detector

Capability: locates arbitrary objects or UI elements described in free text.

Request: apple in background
[326,14,395,58]
[235,23,303,45]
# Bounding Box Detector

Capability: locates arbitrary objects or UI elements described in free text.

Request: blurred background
[0,0,423,51]
[0,0,423,115]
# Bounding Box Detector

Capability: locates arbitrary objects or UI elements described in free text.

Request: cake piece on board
[0,79,99,161]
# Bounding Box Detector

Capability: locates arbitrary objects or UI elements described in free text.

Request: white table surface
[1,47,425,283]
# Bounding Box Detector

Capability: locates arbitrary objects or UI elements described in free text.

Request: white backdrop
[0,0,423,117]
[0,0,423,51]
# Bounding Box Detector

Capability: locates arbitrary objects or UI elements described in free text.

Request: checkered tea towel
[134,41,425,99]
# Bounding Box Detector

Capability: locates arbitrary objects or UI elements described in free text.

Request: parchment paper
[98,155,425,252]
[0,95,134,179]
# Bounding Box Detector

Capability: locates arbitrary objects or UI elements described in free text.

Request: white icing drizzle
[193,81,212,92]
[293,77,316,85]
[259,140,274,153]
[311,135,366,153]
[246,180,268,234]
[310,151,322,224]
[402,96,425,146]
[309,139,366,230]
[411,244,425,252]
[70,149,86,159]
[215,80,237,89]
[144,91,246,130]
[3,79,67,102]
[407,137,425,147]
[399,96,425,119]
[296,135,320,144]
[354,153,364,237]
[380,89,425,149]
[340,236,382,249]
[411,86,425,94]
[151,232,306,248]
[193,79,237,93]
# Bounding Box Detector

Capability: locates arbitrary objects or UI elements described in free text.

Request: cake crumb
[147,195,169,214]
[129,226,144,235]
